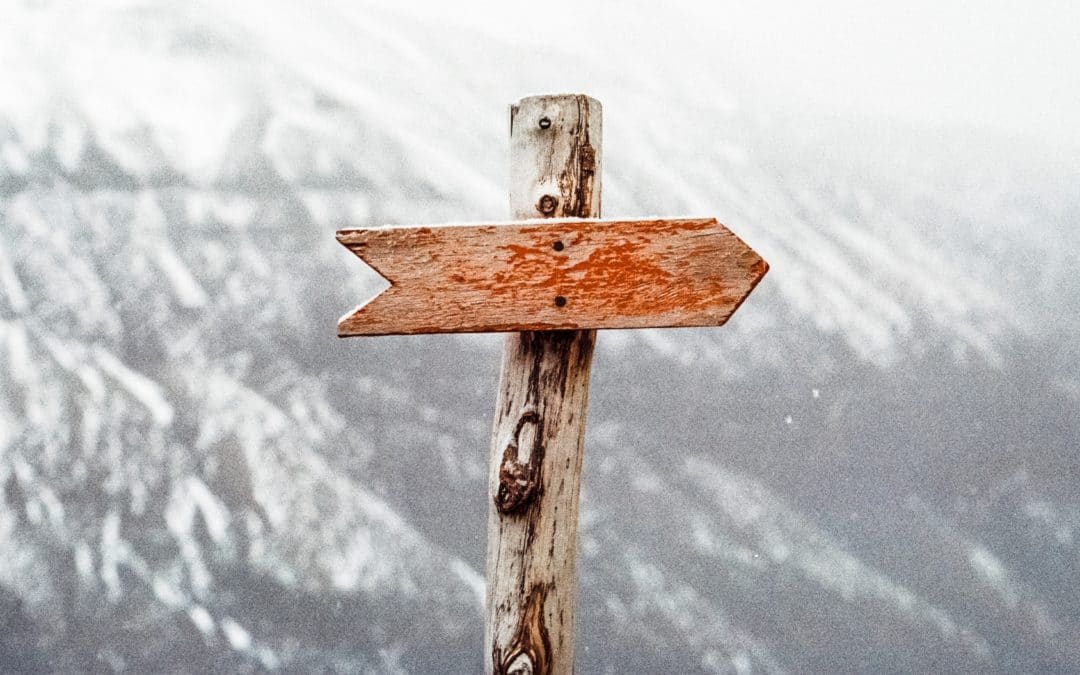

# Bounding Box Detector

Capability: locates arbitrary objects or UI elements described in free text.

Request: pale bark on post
[485,94,601,674]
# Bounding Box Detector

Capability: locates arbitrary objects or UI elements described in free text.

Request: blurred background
[1,0,1078,672]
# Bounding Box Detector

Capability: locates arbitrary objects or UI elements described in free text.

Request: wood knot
[492,584,551,675]
[505,654,534,674]
[495,408,543,514]
[537,194,558,216]
[578,145,596,173]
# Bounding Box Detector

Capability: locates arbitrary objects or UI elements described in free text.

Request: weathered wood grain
[331,92,770,671]
[486,94,600,675]
[336,217,767,336]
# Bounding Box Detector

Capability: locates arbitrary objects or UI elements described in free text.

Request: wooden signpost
[337,94,767,673]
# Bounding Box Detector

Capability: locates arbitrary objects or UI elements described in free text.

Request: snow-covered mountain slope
[1,0,1078,672]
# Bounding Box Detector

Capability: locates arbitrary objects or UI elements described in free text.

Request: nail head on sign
[554,295,567,307]
[538,116,552,129]
[553,240,564,251]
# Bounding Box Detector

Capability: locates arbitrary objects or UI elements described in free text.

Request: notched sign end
[336,295,388,338]
[336,228,394,337]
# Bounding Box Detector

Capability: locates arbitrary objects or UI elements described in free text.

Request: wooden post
[485,94,601,674]
[336,93,767,669]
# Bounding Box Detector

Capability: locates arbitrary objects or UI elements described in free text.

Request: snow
[92,346,175,427]
[220,617,253,651]
[187,605,216,638]
[0,0,1061,366]
[622,552,783,672]
[152,576,187,609]
[166,476,231,547]
[0,0,1076,671]
[0,140,30,175]
[100,510,123,601]
[684,456,992,657]
[1,320,34,386]
[0,245,28,313]
[450,558,485,608]
[154,244,209,308]
[74,542,95,584]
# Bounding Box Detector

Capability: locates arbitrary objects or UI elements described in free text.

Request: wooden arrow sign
[337,216,767,336]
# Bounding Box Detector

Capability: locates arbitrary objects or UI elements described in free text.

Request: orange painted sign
[337,217,767,336]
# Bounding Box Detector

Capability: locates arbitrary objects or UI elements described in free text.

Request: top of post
[510,93,602,127]
[509,94,602,221]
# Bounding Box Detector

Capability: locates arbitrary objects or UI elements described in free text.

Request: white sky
[414,0,1080,147]
[694,1,1080,145]
[7,0,1076,152]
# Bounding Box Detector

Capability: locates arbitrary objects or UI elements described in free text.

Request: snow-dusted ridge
[0,0,1077,671]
